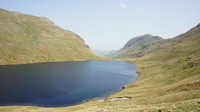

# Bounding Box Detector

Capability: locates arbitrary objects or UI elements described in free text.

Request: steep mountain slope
[104,23,200,111]
[0,9,100,65]
[110,34,163,58]
[144,23,200,61]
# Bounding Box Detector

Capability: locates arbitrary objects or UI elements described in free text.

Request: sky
[0,0,200,51]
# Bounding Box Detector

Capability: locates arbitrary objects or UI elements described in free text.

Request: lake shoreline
[0,60,137,108]
[1,58,199,112]
[0,58,111,66]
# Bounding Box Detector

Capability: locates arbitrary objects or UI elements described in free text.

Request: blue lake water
[0,60,137,107]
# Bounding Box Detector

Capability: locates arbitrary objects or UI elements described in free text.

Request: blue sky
[0,0,200,50]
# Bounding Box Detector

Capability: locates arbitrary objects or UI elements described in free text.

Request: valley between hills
[0,9,200,112]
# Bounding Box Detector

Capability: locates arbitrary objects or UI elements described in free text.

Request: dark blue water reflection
[0,61,137,107]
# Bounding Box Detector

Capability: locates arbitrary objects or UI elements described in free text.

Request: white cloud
[119,4,128,8]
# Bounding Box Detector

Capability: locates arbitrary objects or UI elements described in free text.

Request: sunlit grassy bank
[0,8,104,65]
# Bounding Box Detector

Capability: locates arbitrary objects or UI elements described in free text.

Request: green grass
[0,8,103,65]
[110,34,163,58]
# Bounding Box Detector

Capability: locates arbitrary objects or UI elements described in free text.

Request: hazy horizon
[0,0,200,51]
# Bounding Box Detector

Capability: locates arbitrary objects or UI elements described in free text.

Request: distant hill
[144,23,200,61]
[0,8,100,65]
[121,23,200,106]
[99,24,200,111]
[110,34,163,58]
[111,23,200,59]
[92,49,116,56]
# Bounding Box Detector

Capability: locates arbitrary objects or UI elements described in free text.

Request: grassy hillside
[110,34,163,58]
[0,8,101,65]
[1,24,199,112]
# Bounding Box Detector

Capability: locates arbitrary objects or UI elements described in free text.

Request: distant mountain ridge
[110,34,163,58]
[0,8,100,65]
[92,49,116,56]
[111,23,200,59]
[108,24,200,110]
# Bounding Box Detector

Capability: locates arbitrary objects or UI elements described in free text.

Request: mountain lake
[0,60,138,107]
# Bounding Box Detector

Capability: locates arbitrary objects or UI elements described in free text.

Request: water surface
[0,61,137,107]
